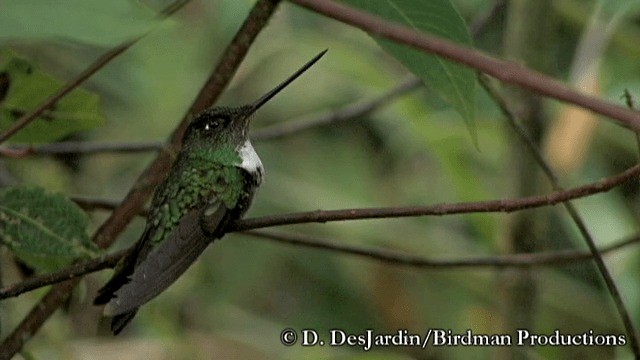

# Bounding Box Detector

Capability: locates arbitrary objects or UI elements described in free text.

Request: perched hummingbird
[94,50,327,334]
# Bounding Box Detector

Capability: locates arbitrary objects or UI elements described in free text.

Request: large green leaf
[0,186,99,272]
[0,0,159,46]
[342,0,477,140]
[0,51,106,143]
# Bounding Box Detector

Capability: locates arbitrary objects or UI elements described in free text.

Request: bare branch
[71,195,151,216]
[229,164,640,231]
[0,250,126,301]
[287,0,640,130]
[0,0,193,145]
[246,230,640,269]
[2,230,639,300]
[0,141,165,157]
[75,162,639,235]
[76,158,639,231]
[0,0,282,356]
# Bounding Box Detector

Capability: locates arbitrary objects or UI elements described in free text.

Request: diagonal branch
[287,0,640,130]
[0,0,282,357]
[0,250,126,300]
[0,0,193,145]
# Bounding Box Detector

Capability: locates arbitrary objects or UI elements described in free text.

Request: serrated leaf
[0,186,99,273]
[342,0,477,142]
[0,51,106,143]
[0,0,159,46]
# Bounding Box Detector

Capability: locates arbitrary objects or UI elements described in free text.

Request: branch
[0,0,281,356]
[287,0,640,130]
[0,250,126,301]
[246,230,640,269]
[480,75,640,356]
[0,141,165,157]
[70,195,150,216]
[0,0,193,145]
[252,77,421,140]
[3,231,639,300]
[229,164,640,231]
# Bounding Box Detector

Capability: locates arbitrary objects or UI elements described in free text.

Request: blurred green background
[2,0,640,358]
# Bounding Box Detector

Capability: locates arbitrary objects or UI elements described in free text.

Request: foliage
[343,0,477,141]
[0,0,639,359]
[0,51,106,143]
[0,186,98,273]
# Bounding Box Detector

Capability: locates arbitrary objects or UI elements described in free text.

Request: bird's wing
[103,201,232,316]
[93,226,152,306]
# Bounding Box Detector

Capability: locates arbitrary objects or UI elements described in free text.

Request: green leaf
[0,0,159,46]
[0,186,99,273]
[0,51,106,143]
[342,0,477,141]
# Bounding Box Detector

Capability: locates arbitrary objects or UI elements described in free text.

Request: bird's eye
[204,120,219,131]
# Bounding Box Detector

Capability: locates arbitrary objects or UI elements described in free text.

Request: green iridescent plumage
[148,147,244,244]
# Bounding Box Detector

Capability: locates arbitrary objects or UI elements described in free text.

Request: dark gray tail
[111,310,138,335]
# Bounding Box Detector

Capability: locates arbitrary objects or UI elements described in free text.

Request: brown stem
[246,230,640,269]
[287,0,640,130]
[229,163,640,231]
[2,232,639,300]
[0,141,165,157]
[0,250,126,300]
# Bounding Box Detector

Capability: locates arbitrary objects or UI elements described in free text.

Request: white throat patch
[237,140,264,182]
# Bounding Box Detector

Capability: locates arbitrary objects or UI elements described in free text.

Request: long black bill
[247,49,327,116]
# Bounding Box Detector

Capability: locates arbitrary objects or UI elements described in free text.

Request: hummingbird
[94,50,327,334]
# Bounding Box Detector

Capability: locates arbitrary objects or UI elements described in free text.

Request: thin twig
[2,231,640,301]
[71,195,150,216]
[74,160,639,225]
[252,77,421,140]
[0,0,193,145]
[228,163,640,231]
[0,0,281,357]
[0,250,126,300]
[0,141,165,157]
[246,230,640,269]
[287,0,640,130]
[480,76,640,357]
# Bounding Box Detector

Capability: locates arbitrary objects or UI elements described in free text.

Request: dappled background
[1,0,640,359]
